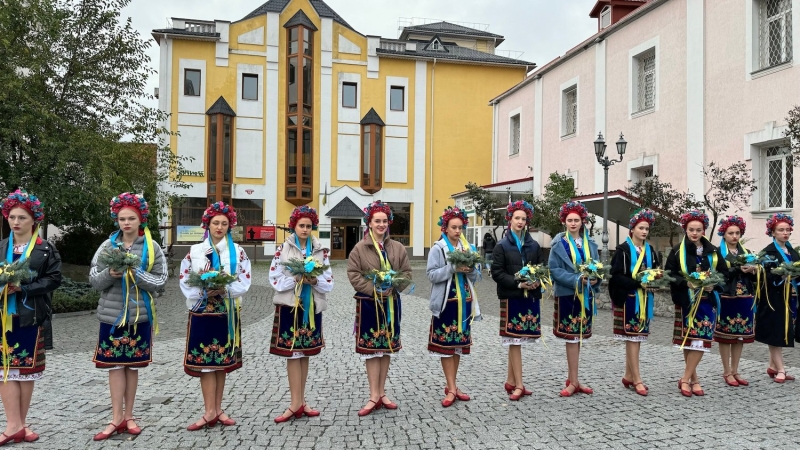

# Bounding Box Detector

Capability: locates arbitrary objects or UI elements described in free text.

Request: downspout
[428,58,436,253]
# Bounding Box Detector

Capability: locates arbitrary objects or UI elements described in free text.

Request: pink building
[488,0,800,251]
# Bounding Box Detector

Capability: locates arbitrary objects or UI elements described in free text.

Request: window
[184,69,201,96]
[634,49,656,113]
[360,118,384,194]
[390,86,404,111]
[232,199,264,227]
[509,114,520,156]
[285,23,314,205]
[242,74,258,100]
[763,145,793,209]
[635,165,654,182]
[759,0,793,69]
[342,82,357,108]
[562,86,577,137]
[431,40,441,50]
[600,6,611,29]
[207,112,234,205]
[388,203,411,246]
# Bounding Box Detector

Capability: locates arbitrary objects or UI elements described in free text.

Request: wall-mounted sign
[246,225,276,242]
[177,225,244,242]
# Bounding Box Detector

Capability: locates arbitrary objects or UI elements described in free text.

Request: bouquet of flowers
[446,247,485,269]
[730,251,775,268]
[186,269,238,291]
[98,247,141,272]
[0,260,36,287]
[636,269,676,290]
[282,256,329,279]
[771,261,800,278]
[578,259,610,281]
[364,269,411,294]
[684,270,726,289]
[515,263,551,285]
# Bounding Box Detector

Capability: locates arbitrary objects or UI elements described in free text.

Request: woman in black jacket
[608,209,661,397]
[756,213,798,383]
[665,210,727,397]
[0,189,62,445]
[490,201,545,401]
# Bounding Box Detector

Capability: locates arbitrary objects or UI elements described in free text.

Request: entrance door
[330,224,346,260]
[345,226,360,258]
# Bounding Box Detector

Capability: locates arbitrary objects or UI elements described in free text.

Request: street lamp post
[594,132,627,264]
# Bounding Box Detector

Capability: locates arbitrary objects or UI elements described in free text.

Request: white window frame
[564,169,578,190]
[759,0,794,70]
[560,77,579,139]
[626,153,659,182]
[628,36,660,118]
[762,145,794,210]
[600,6,612,29]
[508,109,521,157]
[746,0,799,80]
[743,121,793,214]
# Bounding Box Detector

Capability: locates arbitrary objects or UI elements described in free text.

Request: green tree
[786,105,800,158]
[464,182,505,238]
[0,0,195,235]
[626,176,702,247]
[529,173,577,236]
[701,161,756,242]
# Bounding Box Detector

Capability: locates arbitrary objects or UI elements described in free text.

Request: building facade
[489,0,800,251]
[153,0,534,258]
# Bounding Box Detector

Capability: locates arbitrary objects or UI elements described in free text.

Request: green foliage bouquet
[0,260,36,287]
[98,247,141,272]
[186,269,238,290]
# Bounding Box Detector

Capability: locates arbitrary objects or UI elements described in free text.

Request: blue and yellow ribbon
[442,233,472,333]
[369,230,396,350]
[2,226,39,382]
[627,237,653,324]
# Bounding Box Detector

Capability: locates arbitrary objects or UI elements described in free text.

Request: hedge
[52,277,98,314]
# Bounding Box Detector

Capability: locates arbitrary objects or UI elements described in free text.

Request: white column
[264,12,280,255]
[594,39,607,194]
[686,0,705,198]
[533,77,543,197]
[413,60,427,257]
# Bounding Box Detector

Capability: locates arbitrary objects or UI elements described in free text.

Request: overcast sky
[123,0,600,107]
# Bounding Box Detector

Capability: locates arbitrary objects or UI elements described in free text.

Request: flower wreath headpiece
[438,206,469,232]
[363,200,393,225]
[110,192,149,232]
[629,208,655,230]
[289,205,319,230]
[558,201,588,224]
[201,201,238,229]
[1,189,45,224]
[505,200,534,225]
[679,209,709,230]
[717,215,747,237]
[765,212,793,237]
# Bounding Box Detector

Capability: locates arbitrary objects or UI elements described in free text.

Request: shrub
[51,277,98,314]
[52,227,108,266]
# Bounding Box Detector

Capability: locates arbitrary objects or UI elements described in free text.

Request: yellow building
[153,0,534,258]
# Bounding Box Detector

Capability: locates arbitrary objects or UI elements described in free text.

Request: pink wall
[495,81,536,182]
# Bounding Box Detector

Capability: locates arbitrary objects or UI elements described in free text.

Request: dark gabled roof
[151,28,220,39]
[377,42,534,68]
[326,197,364,218]
[206,96,236,116]
[283,9,318,30]
[400,21,504,45]
[422,35,449,52]
[241,0,356,32]
[360,108,385,126]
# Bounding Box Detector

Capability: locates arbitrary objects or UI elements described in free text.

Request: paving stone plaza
[31,262,800,449]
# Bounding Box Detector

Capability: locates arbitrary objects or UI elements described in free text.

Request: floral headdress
[717,215,747,237]
[505,200,534,225]
[558,201,588,224]
[201,201,238,229]
[1,189,44,224]
[110,192,149,232]
[628,208,655,233]
[765,213,793,236]
[679,210,709,230]
[438,206,469,232]
[363,200,393,225]
[289,205,319,230]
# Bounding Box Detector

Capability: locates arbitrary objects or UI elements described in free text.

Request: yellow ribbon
[630,242,647,324]
[289,281,316,352]
[677,237,719,349]
[566,230,591,345]
[2,227,39,382]
[369,230,395,348]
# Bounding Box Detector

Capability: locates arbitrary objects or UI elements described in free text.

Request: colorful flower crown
[1,189,44,224]
[717,215,747,237]
[110,192,149,229]
[289,205,319,230]
[559,201,588,224]
[629,208,655,230]
[363,200,393,225]
[679,210,709,230]
[201,201,238,229]
[505,200,534,224]
[765,213,793,236]
[438,206,469,232]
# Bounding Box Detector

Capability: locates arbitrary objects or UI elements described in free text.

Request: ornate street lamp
[594,132,627,263]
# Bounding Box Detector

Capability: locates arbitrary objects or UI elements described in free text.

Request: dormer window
[600,6,611,29]
[426,37,447,52]
[431,40,441,50]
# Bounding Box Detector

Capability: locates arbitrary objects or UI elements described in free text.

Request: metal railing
[184,21,215,34]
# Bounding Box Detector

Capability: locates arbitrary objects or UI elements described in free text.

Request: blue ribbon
[626,237,653,321]
[5,235,35,314]
[773,238,799,292]
[108,231,140,332]
[442,233,468,329]
[567,232,594,313]
[295,235,313,326]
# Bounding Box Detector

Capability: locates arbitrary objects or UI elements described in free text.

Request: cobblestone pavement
[25,262,800,448]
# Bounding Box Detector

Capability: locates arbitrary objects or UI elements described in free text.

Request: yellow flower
[698,273,707,280]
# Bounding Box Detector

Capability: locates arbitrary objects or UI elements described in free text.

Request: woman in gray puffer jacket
[89,193,167,440]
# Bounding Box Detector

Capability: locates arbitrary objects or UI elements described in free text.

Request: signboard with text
[177,225,244,242]
[246,225,276,242]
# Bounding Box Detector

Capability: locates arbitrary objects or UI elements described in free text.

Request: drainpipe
[428,58,436,253]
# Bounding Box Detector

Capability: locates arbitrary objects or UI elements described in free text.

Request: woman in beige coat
[269,206,333,423]
[346,201,412,417]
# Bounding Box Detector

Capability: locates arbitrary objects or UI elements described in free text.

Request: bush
[51,277,98,314]
[52,227,109,266]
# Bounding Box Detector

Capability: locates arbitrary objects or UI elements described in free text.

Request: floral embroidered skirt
[672,296,717,350]
[612,293,651,341]
[2,316,44,375]
[714,295,756,344]
[355,293,402,355]
[553,295,593,341]
[499,297,541,341]
[93,321,152,369]
[269,304,325,357]
[755,294,797,348]
[429,297,473,355]
[184,311,242,377]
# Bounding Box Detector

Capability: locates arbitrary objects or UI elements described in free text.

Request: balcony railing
[184,21,215,34]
